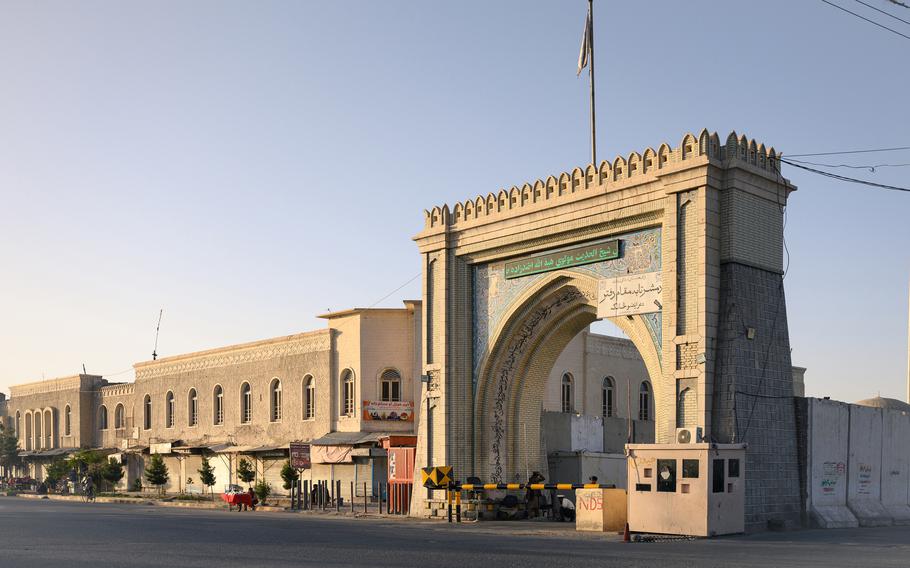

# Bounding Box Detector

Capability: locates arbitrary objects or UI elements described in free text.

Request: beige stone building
[1,301,657,497]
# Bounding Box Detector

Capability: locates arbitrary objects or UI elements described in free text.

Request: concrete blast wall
[803,398,910,527]
[803,399,857,528]
[881,409,910,523]
[847,406,891,526]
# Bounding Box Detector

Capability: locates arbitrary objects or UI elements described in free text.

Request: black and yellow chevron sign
[421,466,453,489]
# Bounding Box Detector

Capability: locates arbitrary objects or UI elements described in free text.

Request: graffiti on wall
[820,461,845,495]
[857,463,873,495]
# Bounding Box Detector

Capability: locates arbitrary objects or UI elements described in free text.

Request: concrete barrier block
[575,488,627,532]
[847,499,893,527]
[809,505,858,529]
[883,504,910,526]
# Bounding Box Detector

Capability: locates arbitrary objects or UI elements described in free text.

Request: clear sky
[1,1,908,402]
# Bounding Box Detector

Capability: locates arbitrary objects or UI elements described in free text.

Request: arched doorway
[474,271,661,482]
[413,129,801,528]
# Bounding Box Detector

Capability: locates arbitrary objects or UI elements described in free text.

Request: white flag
[577,6,592,76]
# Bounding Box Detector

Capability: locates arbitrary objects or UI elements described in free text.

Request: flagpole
[588,0,597,167]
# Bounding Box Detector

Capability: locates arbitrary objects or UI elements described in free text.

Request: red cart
[221,491,253,511]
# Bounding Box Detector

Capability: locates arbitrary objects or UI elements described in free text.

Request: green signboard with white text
[504,240,620,279]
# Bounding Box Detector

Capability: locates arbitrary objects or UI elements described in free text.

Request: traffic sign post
[420,466,453,489]
[289,442,311,470]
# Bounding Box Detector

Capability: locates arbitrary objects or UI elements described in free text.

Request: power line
[820,0,910,40]
[784,156,910,171]
[853,0,910,26]
[785,145,910,157]
[779,157,910,192]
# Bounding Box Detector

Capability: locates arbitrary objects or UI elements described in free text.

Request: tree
[67,449,106,488]
[144,454,169,495]
[280,460,299,491]
[44,458,69,489]
[254,479,271,505]
[236,458,255,488]
[101,458,124,491]
[198,457,217,499]
[0,424,20,475]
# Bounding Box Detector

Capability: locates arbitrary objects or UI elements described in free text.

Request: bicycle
[81,484,95,503]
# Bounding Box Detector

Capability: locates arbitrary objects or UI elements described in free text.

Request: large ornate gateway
[413,129,802,530]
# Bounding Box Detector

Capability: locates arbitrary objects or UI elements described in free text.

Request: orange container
[388,446,415,514]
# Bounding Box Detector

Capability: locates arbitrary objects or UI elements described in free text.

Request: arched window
[45,409,53,449]
[64,405,71,436]
[270,378,282,422]
[24,411,32,450]
[15,411,20,442]
[34,411,42,449]
[303,375,315,420]
[561,373,574,413]
[341,370,354,417]
[213,385,224,425]
[143,395,152,430]
[602,377,615,418]
[99,405,108,430]
[380,369,401,402]
[165,391,175,428]
[240,382,252,423]
[638,382,652,421]
[188,389,198,427]
[115,404,125,429]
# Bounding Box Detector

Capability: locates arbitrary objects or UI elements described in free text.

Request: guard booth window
[728,458,740,478]
[713,459,725,493]
[656,459,676,492]
[682,459,699,478]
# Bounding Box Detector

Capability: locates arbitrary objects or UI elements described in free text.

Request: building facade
[1,301,657,497]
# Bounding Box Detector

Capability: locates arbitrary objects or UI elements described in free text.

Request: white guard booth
[626,443,746,537]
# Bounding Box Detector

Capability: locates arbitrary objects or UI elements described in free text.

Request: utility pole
[588,0,597,166]
[152,309,163,361]
[577,0,597,166]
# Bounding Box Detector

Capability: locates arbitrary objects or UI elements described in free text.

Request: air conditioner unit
[676,427,703,444]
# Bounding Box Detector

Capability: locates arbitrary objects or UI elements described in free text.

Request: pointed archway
[473,271,661,482]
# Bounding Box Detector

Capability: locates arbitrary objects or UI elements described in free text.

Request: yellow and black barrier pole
[457,482,613,491]
[455,488,462,523]
[446,486,453,523]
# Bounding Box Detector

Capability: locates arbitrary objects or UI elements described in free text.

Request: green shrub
[280,460,299,490]
[237,458,255,487]
[254,479,271,504]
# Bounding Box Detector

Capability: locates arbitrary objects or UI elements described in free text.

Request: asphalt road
[1,498,909,568]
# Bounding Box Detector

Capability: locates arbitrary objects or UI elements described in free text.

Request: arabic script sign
[597,272,662,318]
[289,442,311,470]
[362,400,415,422]
[504,240,619,280]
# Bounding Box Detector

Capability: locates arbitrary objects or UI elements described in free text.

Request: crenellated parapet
[98,383,135,398]
[133,329,332,380]
[422,129,781,229]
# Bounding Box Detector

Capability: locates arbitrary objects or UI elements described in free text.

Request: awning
[35,448,71,457]
[248,445,287,454]
[308,432,387,446]
[172,442,209,453]
[19,448,73,459]
[211,445,258,453]
[312,445,354,464]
